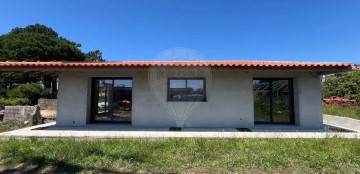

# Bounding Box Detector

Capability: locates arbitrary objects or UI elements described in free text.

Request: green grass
[0,138,359,173]
[0,120,29,133]
[323,104,360,120]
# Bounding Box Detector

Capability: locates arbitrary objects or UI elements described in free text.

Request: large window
[91,78,132,123]
[168,78,206,102]
[253,78,294,124]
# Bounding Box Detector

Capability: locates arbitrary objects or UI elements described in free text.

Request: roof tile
[0,61,353,68]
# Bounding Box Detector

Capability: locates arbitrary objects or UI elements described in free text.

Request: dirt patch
[0,163,40,174]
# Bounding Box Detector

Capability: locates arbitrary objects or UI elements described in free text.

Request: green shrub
[0,97,30,106]
[6,83,50,105]
[0,87,7,98]
[322,71,360,102]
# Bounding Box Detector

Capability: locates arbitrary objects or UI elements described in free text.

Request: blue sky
[1,0,359,63]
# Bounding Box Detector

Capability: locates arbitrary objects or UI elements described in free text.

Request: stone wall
[4,106,42,125]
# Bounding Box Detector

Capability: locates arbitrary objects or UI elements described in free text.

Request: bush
[0,97,30,106]
[0,87,7,98]
[6,83,51,105]
[322,71,360,102]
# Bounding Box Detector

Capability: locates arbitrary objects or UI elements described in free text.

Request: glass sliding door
[253,78,294,124]
[112,80,132,122]
[253,79,271,122]
[91,78,132,123]
[95,79,113,121]
[272,80,291,123]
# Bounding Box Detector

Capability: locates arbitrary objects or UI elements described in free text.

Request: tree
[85,50,106,62]
[0,24,101,99]
[9,24,58,37]
[322,70,360,102]
[0,24,103,98]
[0,24,84,98]
[0,25,86,61]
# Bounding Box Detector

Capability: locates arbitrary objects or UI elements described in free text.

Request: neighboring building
[353,64,360,70]
[0,61,352,129]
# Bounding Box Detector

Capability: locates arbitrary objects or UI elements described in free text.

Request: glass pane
[169,80,187,101]
[93,79,132,123]
[272,80,291,123]
[187,80,205,101]
[95,79,113,121]
[113,80,132,122]
[253,80,271,122]
[170,80,186,88]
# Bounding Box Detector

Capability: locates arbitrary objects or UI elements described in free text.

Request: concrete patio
[323,114,360,132]
[0,119,359,139]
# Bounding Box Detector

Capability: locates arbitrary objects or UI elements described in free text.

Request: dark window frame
[253,78,295,124]
[90,77,133,124]
[167,77,207,102]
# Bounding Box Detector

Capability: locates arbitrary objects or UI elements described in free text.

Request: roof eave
[0,66,352,76]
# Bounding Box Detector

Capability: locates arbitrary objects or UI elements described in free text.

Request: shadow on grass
[0,156,136,174]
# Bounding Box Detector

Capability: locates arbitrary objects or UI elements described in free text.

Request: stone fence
[4,106,42,125]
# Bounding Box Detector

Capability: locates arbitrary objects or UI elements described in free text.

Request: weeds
[0,120,29,133]
[323,104,360,120]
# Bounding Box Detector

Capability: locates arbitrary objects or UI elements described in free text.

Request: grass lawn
[0,138,359,173]
[323,104,360,120]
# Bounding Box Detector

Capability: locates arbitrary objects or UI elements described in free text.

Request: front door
[91,78,132,123]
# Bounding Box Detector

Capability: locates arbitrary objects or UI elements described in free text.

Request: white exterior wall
[55,69,323,128]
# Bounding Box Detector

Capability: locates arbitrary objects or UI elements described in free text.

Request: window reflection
[253,80,271,122]
[92,78,132,123]
[253,79,293,123]
[168,78,206,102]
[272,80,290,122]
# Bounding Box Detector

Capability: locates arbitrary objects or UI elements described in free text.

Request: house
[0,61,353,129]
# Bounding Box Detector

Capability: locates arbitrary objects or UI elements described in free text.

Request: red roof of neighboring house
[0,61,353,68]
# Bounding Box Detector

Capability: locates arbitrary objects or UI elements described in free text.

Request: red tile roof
[0,61,353,68]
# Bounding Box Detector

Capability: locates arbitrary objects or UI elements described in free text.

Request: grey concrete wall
[55,69,323,128]
[295,75,323,128]
[56,72,90,126]
[134,70,254,128]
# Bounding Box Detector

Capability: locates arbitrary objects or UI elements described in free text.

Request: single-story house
[0,61,353,129]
